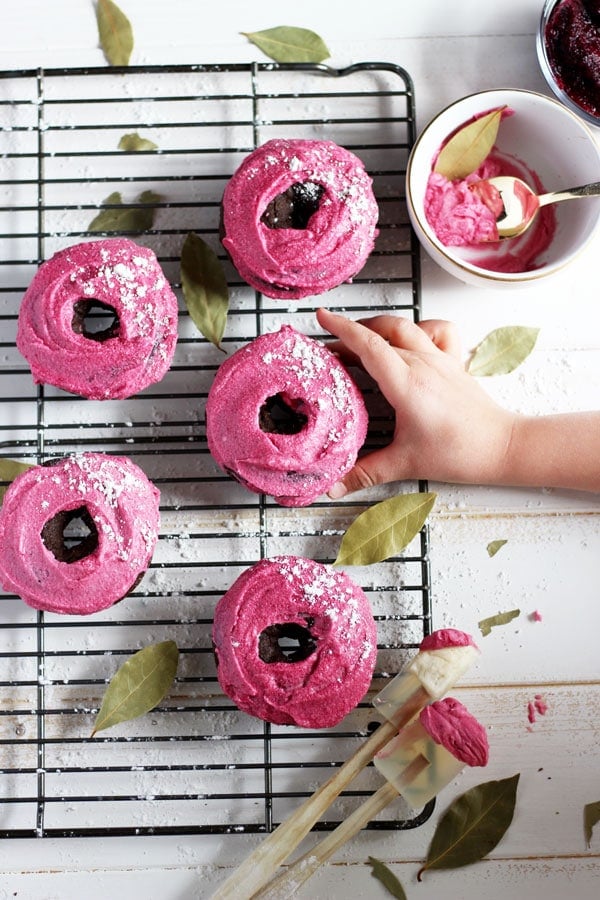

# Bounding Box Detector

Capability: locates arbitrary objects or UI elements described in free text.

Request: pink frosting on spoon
[17,238,179,399]
[420,697,489,767]
[221,138,379,299]
[0,453,160,615]
[212,555,378,728]
[419,628,479,652]
[205,325,368,507]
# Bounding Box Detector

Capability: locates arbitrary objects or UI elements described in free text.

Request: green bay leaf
[241,26,330,63]
[468,325,540,377]
[367,857,407,899]
[584,800,600,847]
[478,608,520,637]
[96,0,134,66]
[118,132,158,152]
[486,539,508,558]
[418,773,520,879]
[434,107,505,181]
[333,492,436,567]
[91,640,179,736]
[180,232,229,350]
[88,189,162,233]
[0,459,32,503]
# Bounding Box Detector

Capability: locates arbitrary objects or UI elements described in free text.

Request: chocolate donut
[205,325,368,507]
[17,238,179,399]
[212,555,378,728]
[221,139,379,299]
[0,453,160,615]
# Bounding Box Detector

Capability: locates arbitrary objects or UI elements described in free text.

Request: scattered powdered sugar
[275,556,365,634]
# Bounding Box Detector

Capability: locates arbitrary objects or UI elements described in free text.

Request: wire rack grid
[0,61,433,840]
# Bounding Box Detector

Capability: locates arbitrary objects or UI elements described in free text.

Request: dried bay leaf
[96,0,134,66]
[88,189,162,233]
[241,26,330,63]
[92,640,179,736]
[487,539,508,558]
[118,132,158,152]
[418,773,520,879]
[367,857,407,899]
[478,608,520,637]
[468,325,540,377]
[584,800,600,847]
[0,459,32,502]
[180,232,229,351]
[333,492,436,567]
[434,107,505,181]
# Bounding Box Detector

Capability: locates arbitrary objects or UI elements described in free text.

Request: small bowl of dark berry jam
[537,0,600,127]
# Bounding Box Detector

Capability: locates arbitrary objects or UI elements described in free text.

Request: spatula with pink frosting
[211,628,482,900]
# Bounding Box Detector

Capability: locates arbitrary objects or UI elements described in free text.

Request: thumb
[327,446,409,499]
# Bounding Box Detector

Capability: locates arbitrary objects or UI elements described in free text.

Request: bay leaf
[96,0,134,67]
[180,232,229,351]
[434,107,505,181]
[88,189,162,233]
[478,608,520,637]
[91,640,179,736]
[241,26,330,63]
[367,857,407,899]
[486,539,508,558]
[333,492,436,567]
[418,773,520,879]
[0,459,32,503]
[118,132,158,152]
[467,325,540,377]
[584,800,600,847]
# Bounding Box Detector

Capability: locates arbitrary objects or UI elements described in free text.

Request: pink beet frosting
[221,138,379,299]
[419,628,479,652]
[0,453,160,616]
[17,238,179,399]
[205,325,368,507]
[420,697,489,767]
[424,106,557,273]
[212,555,377,728]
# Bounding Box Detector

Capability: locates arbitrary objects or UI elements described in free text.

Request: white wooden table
[0,1,598,897]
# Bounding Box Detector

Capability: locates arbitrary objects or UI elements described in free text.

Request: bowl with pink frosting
[406,88,600,287]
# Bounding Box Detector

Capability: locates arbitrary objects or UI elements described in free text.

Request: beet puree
[545,0,600,118]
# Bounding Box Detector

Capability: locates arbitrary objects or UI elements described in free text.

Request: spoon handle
[539,181,600,207]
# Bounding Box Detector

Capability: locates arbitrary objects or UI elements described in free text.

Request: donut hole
[72,299,120,342]
[259,394,309,435]
[258,621,316,663]
[41,505,99,564]
[261,182,325,230]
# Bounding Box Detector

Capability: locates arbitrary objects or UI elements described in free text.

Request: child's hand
[317,308,516,496]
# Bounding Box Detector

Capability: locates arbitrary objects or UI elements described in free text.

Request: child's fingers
[417,319,463,359]
[354,314,439,355]
[327,445,412,498]
[316,309,409,404]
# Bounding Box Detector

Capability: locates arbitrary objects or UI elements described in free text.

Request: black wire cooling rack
[0,61,433,839]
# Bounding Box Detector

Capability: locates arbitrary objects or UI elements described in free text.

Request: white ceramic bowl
[536,0,600,129]
[406,88,600,288]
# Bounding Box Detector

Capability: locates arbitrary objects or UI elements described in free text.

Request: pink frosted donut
[221,138,379,299]
[212,555,378,728]
[205,325,368,507]
[0,453,160,616]
[17,238,178,399]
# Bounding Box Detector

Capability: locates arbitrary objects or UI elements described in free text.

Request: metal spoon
[471,176,600,239]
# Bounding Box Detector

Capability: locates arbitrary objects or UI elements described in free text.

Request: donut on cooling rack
[16,238,179,400]
[0,452,160,616]
[212,555,378,728]
[220,138,379,300]
[205,324,368,507]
